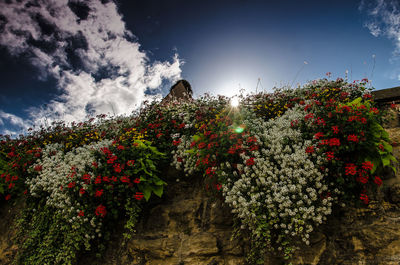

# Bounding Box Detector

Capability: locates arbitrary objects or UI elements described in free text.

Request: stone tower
[161,80,193,104]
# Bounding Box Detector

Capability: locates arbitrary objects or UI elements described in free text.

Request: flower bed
[0,77,395,264]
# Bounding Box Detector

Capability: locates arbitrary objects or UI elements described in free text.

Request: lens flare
[230,96,239,108]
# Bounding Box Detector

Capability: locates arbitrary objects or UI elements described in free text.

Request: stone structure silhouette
[161,80,193,104]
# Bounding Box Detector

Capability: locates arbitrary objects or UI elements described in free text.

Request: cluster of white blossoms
[222,106,337,248]
[172,104,339,253]
[27,139,112,237]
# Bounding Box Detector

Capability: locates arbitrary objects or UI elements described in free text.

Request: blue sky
[0,0,399,135]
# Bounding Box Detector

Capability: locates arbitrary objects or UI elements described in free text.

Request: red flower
[314,132,324,140]
[111,176,118,182]
[329,138,341,146]
[127,160,135,166]
[378,144,385,151]
[228,147,236,154]
[8,183,15,189]
[113,164,122,173]
[101,147,111,155]
[332,126,339,134]
[374,176,383,186]
[370,107,379,114]
[190,141,196,148]
[79,188,86,195]
[120,176,130,183]
[347,134,359,143]
[95,189,104,197]
[246,157,255,166]
[206,167,215,175]
[92,162,98,168]
[156,133,163,138]
[325,151,334,161]
[78,210,84,217]
[102,176,110,182]
[358,176,369,184]
[94,176,102,184]
[363,93,372,99]
[68,182,76,188]
[198,142,206,149]
[305,113,314,121]
[360,194,369,204]
[247,136,257,143]
[5,194,11,201]
[134,192,144,201]
[215,183,222,190]
[345,164,357,175]
[362,161,374,171]
[82,174,91,184]
[249,145,259,151]
[179,123,185,129]
[391,103,397,109]
[306,146,315,154]
[172,139,181,146]
[117,145,125,150]
[95,205,107,217]
[34,165,43,172]
[133,178,141,184]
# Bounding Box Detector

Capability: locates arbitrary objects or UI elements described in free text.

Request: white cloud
[362,0,400,54]
[0,0,182,129]
[0,110,28,128]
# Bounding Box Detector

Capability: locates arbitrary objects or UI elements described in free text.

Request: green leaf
[382,157,391,167]
[382,141,393,153]
[349,97,362,106]
[152,185,163,197]
[142,186,151,201]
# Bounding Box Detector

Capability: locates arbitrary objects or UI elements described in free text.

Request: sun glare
[230,96,239,107]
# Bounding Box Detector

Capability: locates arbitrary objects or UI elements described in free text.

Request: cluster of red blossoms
[298,93,386,204]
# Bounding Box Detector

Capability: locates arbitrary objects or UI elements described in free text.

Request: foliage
[0,77,395,264]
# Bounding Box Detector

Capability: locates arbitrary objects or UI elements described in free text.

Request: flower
[78,210,84,217]
[362,161,374,171]
[127,160,135,166]
[329,138,340,146]
[345,164,357,175]
[79,188,86,195]
[325,151,334,161]
[113,164,122,173]
[360,194,369,204]
[374,176,382,186]
[95,205,107,218]
[134,192,144,200]
[68,182,76,188]
[332,126,339,134]
[95,189,104,197]
[246,157,255,166]
[34,165,43,172]
[120,176,130,183]
[133,178,141,184]
[347,134,359,143]
[5,194,11,201]
[314,132,324,140]
[305,146,315,154]
[198,142,206,149]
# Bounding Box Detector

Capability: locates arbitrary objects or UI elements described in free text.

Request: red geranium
[134,192,144,200]
[246,157,255,166]
[374,176,382,186]
[95,205,107,217]
[95,189,104,197]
